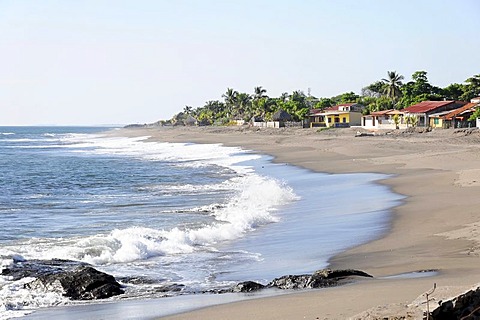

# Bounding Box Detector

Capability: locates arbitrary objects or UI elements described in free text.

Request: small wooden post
[425,283,437,320]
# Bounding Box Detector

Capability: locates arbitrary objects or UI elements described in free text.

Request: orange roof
[443,103,479,120]
[387,109,404,115]
[402,101,456,113]
[370,109,395,116]
[368,109,403,116]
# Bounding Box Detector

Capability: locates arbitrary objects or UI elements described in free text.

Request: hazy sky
[1,0,479,126]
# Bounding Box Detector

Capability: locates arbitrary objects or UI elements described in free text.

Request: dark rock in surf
[1,258,124,300]
[231,281,265,293]
[267,268,373,290]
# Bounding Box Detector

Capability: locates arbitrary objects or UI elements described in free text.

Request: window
[434,118,439,125]
[343,118,347,123]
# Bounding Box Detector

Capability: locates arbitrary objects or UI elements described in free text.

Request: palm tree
[253,86,267,100]
[222,88,237,105]
[291,90,306,102]
[222,88,238,119]
[204,100,224,114]
[382,71,404,101]
[183,105,193,114]
[236,92,252,119]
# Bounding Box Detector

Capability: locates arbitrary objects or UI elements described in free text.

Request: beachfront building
[361,109,406,129]
[401,100,468,127]
[252,109,296,128]
[268,109,293,128]
[442,102,479,128]
[428,110,453,128]
[309,103,364,128]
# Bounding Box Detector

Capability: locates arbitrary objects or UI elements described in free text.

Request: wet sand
[120,126,480,319]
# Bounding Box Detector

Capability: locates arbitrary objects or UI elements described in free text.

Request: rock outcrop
[1,258,124,300]
[267,268,373,290]
[222,268,373,293]
[431,286,480,319]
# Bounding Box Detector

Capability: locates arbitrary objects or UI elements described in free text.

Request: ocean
[0,126,403,319]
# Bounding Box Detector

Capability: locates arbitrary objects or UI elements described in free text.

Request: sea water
[0,127,403,319]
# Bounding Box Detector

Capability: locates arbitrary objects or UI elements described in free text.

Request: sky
[0,0,479,126]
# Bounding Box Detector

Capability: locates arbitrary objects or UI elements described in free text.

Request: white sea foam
[0,132,15,135]
[0,173,297,266]
[0,276,69,319]
[61,135,260,174]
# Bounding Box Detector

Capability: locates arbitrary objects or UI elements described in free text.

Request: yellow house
[428,111,450,128]
[309,103,364,128]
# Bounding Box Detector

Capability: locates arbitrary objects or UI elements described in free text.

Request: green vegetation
[170,72,480,125]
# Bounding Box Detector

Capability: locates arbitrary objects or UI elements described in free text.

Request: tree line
[169,71,480,125]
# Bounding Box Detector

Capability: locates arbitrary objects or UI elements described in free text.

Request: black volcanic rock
[267,268,373,290]
[231,281,265,293]
[431,286,480,319]
[224,268,373,294]
[1,258,124,300]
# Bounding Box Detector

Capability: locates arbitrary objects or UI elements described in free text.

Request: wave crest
[20,175,298,265]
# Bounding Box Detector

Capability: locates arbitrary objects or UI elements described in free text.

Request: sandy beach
[118,126,480,319]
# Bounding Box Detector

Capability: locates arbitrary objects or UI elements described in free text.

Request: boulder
[1,258,124,300]
[231,281,265,293]
[431,286,480,319]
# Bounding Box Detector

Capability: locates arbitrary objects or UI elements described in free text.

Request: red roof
[402,101,456,113]
[324,105,340,111]
[324,103,356,112]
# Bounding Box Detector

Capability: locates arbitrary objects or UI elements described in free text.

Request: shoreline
[113,126,480,318]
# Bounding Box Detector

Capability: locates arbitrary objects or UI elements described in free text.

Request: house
[184,115,198,126]
[362,109,406,129]
[442,102,479,128]
[401,100,468,127]
[268,109,292,128]
[428,110,453,128]
[309,103,364,128]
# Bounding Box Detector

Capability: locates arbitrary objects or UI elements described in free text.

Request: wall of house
[362,116,377,128]
[477,118,480,128]
[349,112,363,126]
[253,121,267,127]
[266,121,283,128]
[326,115,336,127]
[429,117,444,128]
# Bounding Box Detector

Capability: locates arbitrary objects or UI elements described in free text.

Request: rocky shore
[1,257,375,300]
[1,258,124,300]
